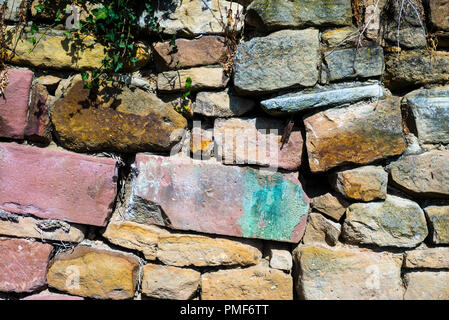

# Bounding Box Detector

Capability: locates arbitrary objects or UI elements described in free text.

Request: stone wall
[0,0,448,300]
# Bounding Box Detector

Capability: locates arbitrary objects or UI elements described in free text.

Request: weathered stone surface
[405,247,449,269]
[404,272,449,300]
[142,264,200,300]
[267,244,293,271]
[194,89,255,118]
[304,97,406,172]
[0,143,117,227]
[201,262,293,300]
[424,206,449,244]
[403,86,449,144]
[126,155,309,243]
[190,124,213,160]
[325,46,384,81]
[294,245,404,300]
[234,29,320,95]
[51,81,187,153]
[311,193,348,221]
[0,238,53,293]
[153,36,227,71]
[47,244,140,300]
[390,150,449,197]
[23,289,84,300]
[332,166,388,202]
[385,51,449,88]
[429,1,449,31]
[383,27,427,49]
[247,0,352,31]
[157,67,229,93]
[214,117,303,170]
[141,0,244,36]
[0,69,33,140]
[0,213,85,243]
[303,212,341,247]
[158,234,262,268]
[260,81,384,115]
[4,0,25,21]
[322,26,358,48]
[24,84,51,143]
[342,195,428,248]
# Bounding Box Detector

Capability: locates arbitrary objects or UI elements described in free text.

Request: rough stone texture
[0,213,85,243]
[141,264,200,300]
[385,51,449,89]
[0,69,34,140]
[304,97,406,172]
[23,289,84,300]
[157,67,229,93]
[325,46,384,81]
[4,0,24,21]
[311,193,348,221]
[322,27,358,48]
[201,262,293,300]
[429,1,449,31]
[302,212,341,247]
[403,86,449,144]
[47,244,140,300]
[424,206,449,244]
[0,143,117,227]
[234,29,320,95]
[294,245,404,300]
[126,155,309,243]
[190,125,214,160]
[383,27,427,49]
[332,166,388,202]
[342,195,428,248]
[260,81,384,115]
[404,272,449,300]
[153,36,227,71]
[24,84,52,143]
[51,81,187,153]
[194,89,255,118]
[267,245,293,271]
[247,0,352,31]
[390,150,449,197]
[0,238,53,293]
[405,247,449,269]
[214,117,303,170]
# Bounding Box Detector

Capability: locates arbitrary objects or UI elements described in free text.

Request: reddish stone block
[0,143,118,226]
[24,84,51,143]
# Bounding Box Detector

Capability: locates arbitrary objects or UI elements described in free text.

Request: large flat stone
[389,150,449,197]
[0,238,53,293]
[0,143,117,226]
[125,155,309,243]
[260,81,384,115]
[424,206,449,244]
[405,247,449,269]
[403,86,449,144]
[404,272,449,300]
[234,29,320,95]
[304,97,406,172]
[194,89,255,118]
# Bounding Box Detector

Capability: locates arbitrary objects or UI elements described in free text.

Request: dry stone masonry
[0,0,448,301]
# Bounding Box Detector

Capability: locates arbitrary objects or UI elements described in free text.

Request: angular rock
[304,97,406,172]
[260,81,384,115]
[429,1,449,31]
[23,289,84,300]
[267,244,293,271]
[126,155,309,242]
[332,166,388,202]
[247,0,352,31]
[0,69,34,140]
[383,27,427,49]
[153,36,227,71]
[194,89,255,118]
[405,247,449,269]
[214,117,303,170]
[4,0,26,21]
[311,193,348,221]
[234,29,320,95]
[141,264,200,300]
[404,272,449,300]
[325,46,384,81]
[342,195,428,248]
[0,238,53,293]
[390,150,449,197]
[24,84,51,143]
[302,212,341,246]
[403,86,449,144]
[424,206,449,244]
[157,67,229,93]
[0,143,117,227]
[201,262,293,300]
[322,26,358,48]
[294,245,404,300]
[47,244,140,300]
[51,81,187,153]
